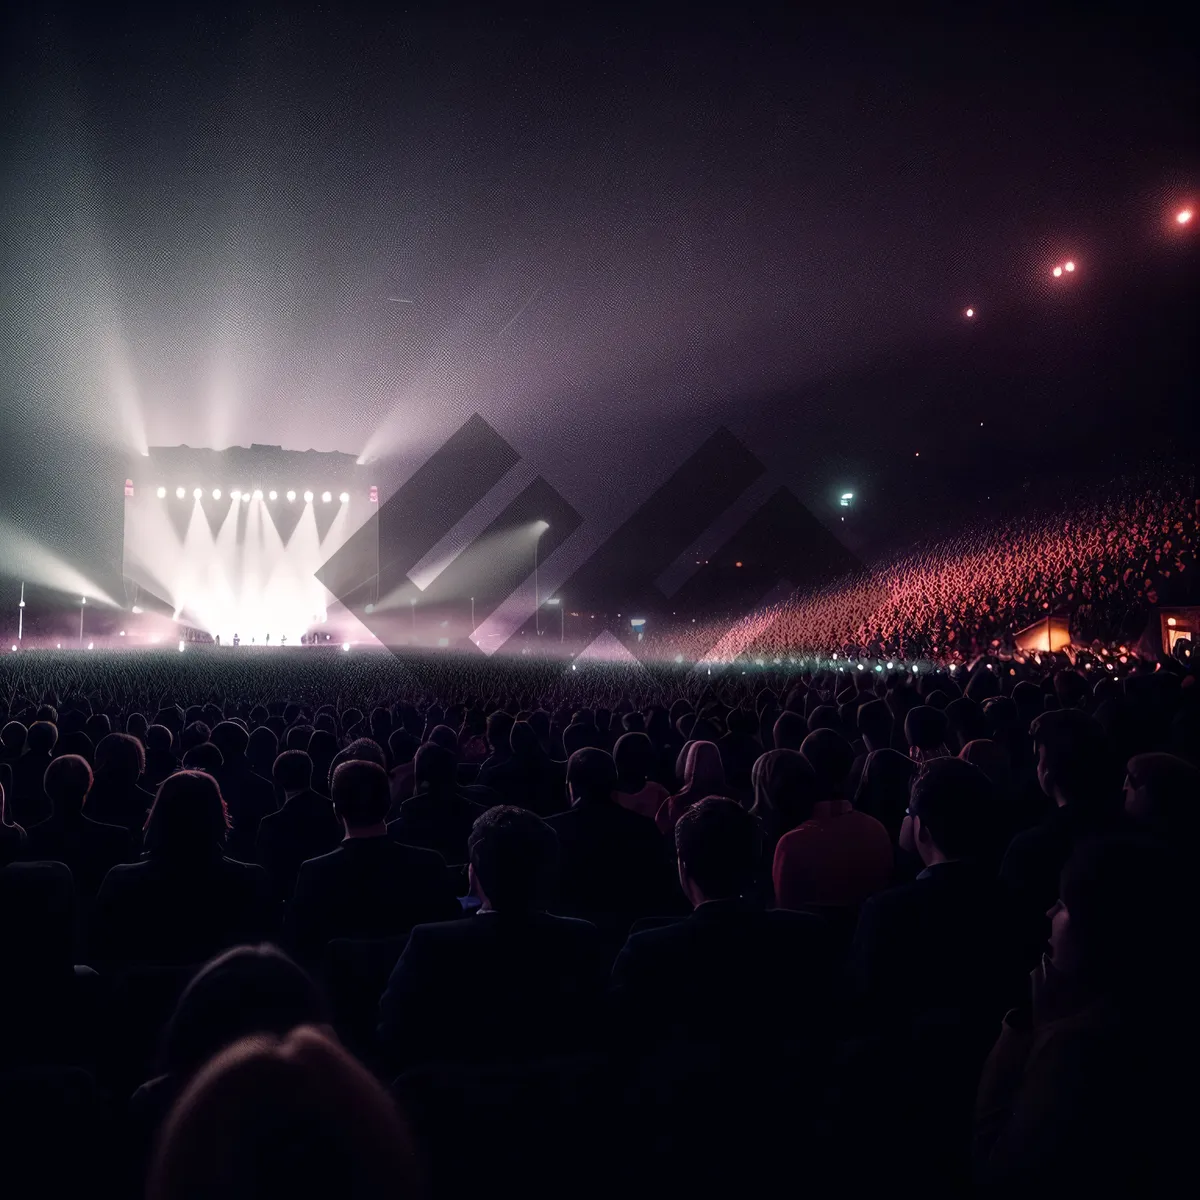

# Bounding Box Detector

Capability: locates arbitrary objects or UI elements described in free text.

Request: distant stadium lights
[193,487,203,499]
[156,486,167,498]
[339,491,349,503]
[176,487,186,499]
[369,485,378,503]
[253,489,263,500]
[303,490,314,502]
[322,491,332,503]
[341,641,350,651]
[286,490,296,501]
[268,490,277,500]
[231,489,241,500]
[212,488,221,500]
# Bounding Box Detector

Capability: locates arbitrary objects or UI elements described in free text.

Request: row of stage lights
[154,487,353,503]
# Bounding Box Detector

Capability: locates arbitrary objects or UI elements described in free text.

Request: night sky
[1,4,1196,599]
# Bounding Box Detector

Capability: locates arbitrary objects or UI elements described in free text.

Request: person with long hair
[656,741,725,835]
[147,1025,421,1200]
[90,771,278,967]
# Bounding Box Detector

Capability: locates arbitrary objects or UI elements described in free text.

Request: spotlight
[119,630,125,636]
[1052,266,1063,277]
[178,640,185,652]
[322,491,332,503]
[156,486,166,498]
[241,491,250,503]
[339,491,349,503]
[193,487,203,499]
[286,490,296,502]
[1064,260,1075,272]
[253,489,263,500]
[175,487,185,499]
[56,643,61,649]
[965,307,974,318]
[212,488,221,500]
[268,490,277,500]
[10,645,15,652]
[341,641,350,652]
[87,642,94,650]
[131,605,143,614]
[231,490,241,501]
[1177,208,1193,225]
[303,490,314,502]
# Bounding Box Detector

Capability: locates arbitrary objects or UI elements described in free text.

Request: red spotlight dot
[1052,266,1063,277]
[1177,208,1193,225]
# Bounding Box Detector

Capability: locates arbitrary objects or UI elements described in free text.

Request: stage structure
[1013,614,1072,654]
[123,445,376,645]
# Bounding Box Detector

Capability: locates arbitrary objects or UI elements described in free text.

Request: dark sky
[1,3,1196,597]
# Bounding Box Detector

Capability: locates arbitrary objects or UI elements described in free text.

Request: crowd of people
[0,638,1196,1196]
[690,479,1198,664]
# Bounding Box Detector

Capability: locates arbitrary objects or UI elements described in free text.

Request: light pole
[79,596,86,647]
[17,581,25,644]
[534,521,548,635]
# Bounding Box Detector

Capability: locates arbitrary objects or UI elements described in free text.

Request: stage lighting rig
[304,490,314,502]
[287,490,297,501]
